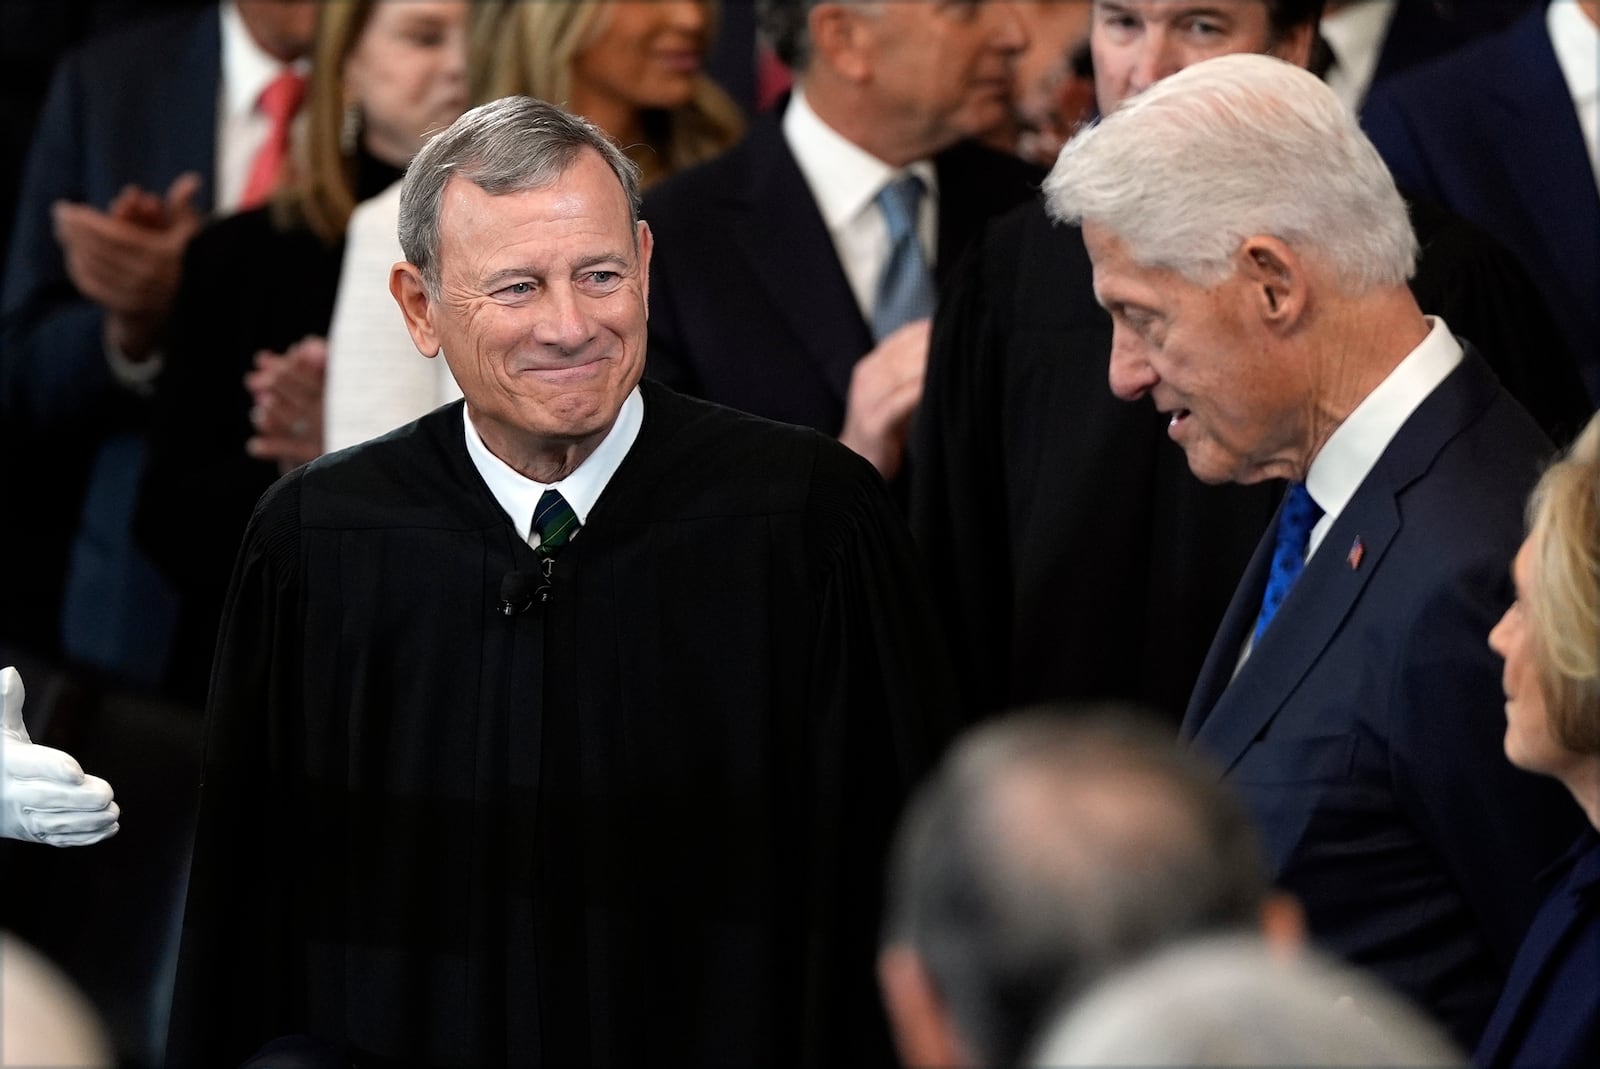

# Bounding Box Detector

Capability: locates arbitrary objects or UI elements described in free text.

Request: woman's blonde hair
[1526,413,1600,752]
[482,0,743,187]
[286,0,498,243]
[281,0,382,245]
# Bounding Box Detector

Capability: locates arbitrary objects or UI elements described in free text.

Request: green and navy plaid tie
[532,489,579,557]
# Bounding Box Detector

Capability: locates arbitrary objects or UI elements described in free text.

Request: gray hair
[1032,935,1465,1067]
[398,96,642,297]
[759,0,881,74]
[1044,53,1416,293]
[883,708,1270,1067]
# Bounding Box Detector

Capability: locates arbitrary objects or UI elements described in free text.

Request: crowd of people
[0,1,1596,1067]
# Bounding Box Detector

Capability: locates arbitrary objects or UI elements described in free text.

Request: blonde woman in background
[1480,413,1600,1069]
[135,0,474,702]
[324,0,744,452]
[487,0,742,186]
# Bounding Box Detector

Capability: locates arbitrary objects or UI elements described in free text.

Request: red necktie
[239,70,307,210]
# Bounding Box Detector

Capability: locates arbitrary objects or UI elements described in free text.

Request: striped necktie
[872,173,936,340]
[532,489,579,557]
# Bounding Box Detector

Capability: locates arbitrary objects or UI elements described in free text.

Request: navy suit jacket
[1182,351,1582,1050]
[1475,829,1600,1069]
[0,6,220,684]
[1363,5,1600,402]
[641,109,1044,436]
[1,4,220,426]
[1368,0,1540,92]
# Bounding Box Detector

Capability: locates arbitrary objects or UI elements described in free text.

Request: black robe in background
[910,195,1591,724]
[167,380,957,1068]
[136,151,403,703]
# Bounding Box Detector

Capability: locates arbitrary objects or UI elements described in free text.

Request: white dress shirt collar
[217,1,311,211]
[1548,0,1600,188]
[782,89,938,319]
[220,2,287,124]
[1319,0,1397,112]
[462,387,644,545]
[1304,316,1463,558]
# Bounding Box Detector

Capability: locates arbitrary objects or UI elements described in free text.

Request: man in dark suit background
[1046,52,1580,1049]
[0,9,315,1062]
[0,0,315,689]
[1315,0,1537,113]
[643,0,1044,480]
[1363,0,1600,401]
[910,0,1590,727]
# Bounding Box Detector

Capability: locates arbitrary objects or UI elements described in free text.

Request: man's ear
[1259,891,1308,960]
[810,2,875,83]
[636,219,654,316]
[390,262,442,360]
[878,945,971,1069]
[1237,236,1306,329]
[1271,21,1317,70]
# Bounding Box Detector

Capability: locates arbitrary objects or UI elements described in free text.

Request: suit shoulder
[1365,15,1523,116]
[1391,373,1549,562]
[67,6,215,76]
[627,383,887,520]
[295,405,498,531]
[642,130,756,222]
[937,139,1048,195]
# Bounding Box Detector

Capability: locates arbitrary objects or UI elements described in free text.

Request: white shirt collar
[220,1,301,122]
[781,88,938,319]
[1304,316,1463,557]
[1319,0,1397,112]
[782,88,937,231]
[1550,0,1600,102]
[462,387,644,545]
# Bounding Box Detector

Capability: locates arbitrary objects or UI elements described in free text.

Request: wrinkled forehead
[435,156,636,256]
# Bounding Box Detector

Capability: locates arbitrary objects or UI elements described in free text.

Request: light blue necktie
[872,173,936,340]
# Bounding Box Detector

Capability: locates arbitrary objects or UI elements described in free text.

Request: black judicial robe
[168,380,957,1068]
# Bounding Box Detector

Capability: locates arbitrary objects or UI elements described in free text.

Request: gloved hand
[1,667,120,846]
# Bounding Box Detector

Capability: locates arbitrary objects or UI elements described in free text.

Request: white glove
[1,667,120,846]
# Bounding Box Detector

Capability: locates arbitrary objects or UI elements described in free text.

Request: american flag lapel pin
[1347,536,1365,570]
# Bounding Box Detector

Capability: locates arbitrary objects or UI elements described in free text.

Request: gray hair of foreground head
[1031,934,1466,1067]
[398,96,642,297]
[1043,53,1417,293]
[883,707,1271,1068]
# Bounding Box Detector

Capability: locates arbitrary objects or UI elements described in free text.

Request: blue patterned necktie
[532,489,579,558]
[872,173,936,340]
[1254,482,1323,644]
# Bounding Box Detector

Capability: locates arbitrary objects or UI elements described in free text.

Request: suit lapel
[165,8,223,215]
[730,119,873,405]
[1187,353,1501,771]
[1181,518,1274,739]
[1188,491,1400,771]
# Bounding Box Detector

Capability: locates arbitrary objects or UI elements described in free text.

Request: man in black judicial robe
[168,98,955,1069]
[910,0,1591,724]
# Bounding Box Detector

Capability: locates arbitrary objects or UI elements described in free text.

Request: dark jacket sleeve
[907,226,1012,719]
[0,47,125,428]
